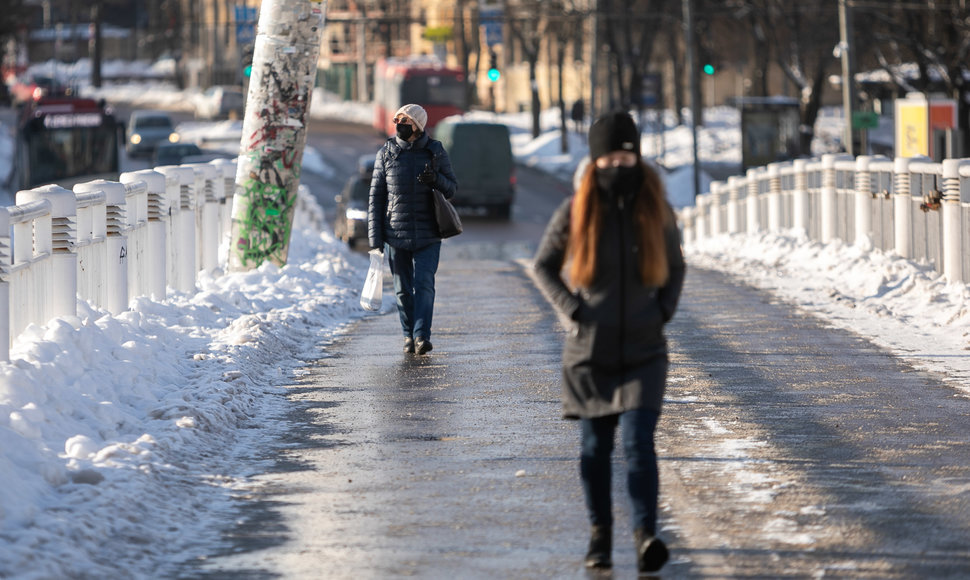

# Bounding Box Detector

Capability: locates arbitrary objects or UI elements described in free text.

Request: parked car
[9,74,70,105]
[194,85,245,120]
[153,142,203,166]
[432,120,515,219]
[334,154,375,248]
[126,110,179,158]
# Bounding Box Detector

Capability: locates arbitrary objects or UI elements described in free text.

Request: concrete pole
[229,0,326,271]
[838,0,856,156]
[683,0,701,198]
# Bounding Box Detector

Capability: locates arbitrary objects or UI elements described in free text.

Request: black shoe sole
[637,537,669,574]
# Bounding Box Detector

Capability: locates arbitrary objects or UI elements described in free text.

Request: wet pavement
[184,252,970,579]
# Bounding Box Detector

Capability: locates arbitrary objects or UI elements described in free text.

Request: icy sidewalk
[659,267,970,578]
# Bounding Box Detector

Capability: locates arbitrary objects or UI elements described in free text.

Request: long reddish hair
[567,161,671,288]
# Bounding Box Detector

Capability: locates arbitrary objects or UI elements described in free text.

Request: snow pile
[0,216,369,577]
[686,232,970,390]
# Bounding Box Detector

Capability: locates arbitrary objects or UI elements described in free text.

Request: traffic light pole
[683,0,701,198]
[228,0,326,271]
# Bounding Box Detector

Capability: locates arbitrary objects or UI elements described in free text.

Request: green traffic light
[487,68,501,82]
[244,65,253,77]
[703,64,715,75]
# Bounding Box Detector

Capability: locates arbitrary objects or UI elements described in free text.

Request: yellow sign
[895,99,927,158]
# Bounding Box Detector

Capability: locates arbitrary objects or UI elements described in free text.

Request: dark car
[153,143,203,166]
[432,120,515,219]
[334,154,375,248]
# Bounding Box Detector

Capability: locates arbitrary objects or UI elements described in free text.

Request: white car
[194,85,246,120]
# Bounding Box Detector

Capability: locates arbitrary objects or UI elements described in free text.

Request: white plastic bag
[360,249,384,311]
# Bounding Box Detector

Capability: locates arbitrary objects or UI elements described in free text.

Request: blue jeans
[580,407,660,534]
[385,242,441,341]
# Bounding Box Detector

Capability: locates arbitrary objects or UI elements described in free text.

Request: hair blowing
[568,161,670,288]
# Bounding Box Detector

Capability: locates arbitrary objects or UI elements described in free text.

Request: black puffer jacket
[368,134,458,251]
[533,192,685,419]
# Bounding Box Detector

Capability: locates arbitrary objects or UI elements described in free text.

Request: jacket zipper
[617,195,627,372]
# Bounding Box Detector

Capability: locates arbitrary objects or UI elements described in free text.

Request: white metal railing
[680,153,970,285]
[0,158,322,362]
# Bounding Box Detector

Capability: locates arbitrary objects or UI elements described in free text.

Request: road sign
[851,111,879,130]
[235,6,258,47]
[480,7,503,47]
[639,73,662,108]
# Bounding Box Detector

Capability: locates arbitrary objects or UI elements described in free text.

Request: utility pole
[589,0,598,119]
[838,0,857,156]
[229,0,326,271]
[683,0,701,198]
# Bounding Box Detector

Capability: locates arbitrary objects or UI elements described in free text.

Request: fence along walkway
[0,158,318,362]
[680,153,970,285]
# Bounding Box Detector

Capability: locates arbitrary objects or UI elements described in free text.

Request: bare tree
[733,0,840,152]
[865,1,970,153]
[504,0,549,138]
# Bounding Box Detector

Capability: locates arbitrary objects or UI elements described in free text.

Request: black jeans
[580,407,660,535]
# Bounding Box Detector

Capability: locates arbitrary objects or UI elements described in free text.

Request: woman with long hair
[533,111,686,574]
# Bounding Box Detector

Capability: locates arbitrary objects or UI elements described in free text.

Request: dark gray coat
[533,193,685,419]
[368,134,458,251]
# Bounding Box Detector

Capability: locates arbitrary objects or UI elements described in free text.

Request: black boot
[584,525,612,569]
[403,337,415,353]
[634,528,669,575]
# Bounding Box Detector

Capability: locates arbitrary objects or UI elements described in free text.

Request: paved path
[185,255,970,579]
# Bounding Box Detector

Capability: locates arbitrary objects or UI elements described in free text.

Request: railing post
[0,207,10,362]
[893,157,913,259]
[682,206,697,245]
[854,155,873,247]
[75,180,129,315]
[792,159,809,236]
[121,170,168,300]
[17,185,77,320]
[767,163,782,232]
[189,163,221,273]
[695,193,709,241]
[726,175,742,234]
[156,166,198,293]
[709,181,724,236]
[942,158,964,282]
[210,158,236,255]
[821,154,838,243]
[746,168,761,234]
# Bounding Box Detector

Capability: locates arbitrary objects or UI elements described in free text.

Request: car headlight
[130,134,142,145]
[169,133,180,143]
[346,209,367,220]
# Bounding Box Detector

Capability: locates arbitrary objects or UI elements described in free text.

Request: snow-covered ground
[1,59,969,577]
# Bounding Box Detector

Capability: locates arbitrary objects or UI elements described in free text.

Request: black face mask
[395,122,414,140]
[596,165,643,194]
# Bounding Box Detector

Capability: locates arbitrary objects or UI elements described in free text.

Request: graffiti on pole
[229,0,325,271]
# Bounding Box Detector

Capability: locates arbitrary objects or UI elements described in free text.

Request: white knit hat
[395,104,428,132]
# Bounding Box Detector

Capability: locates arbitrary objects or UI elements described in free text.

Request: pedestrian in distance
[532,111,686,575]
[368,104,459,355]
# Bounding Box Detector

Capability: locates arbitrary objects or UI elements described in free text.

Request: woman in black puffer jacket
[533,112,685,575]
[368,104,458,355]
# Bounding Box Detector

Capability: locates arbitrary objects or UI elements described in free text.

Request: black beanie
[588,111,641,160]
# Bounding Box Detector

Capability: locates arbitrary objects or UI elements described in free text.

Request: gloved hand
[417,163,436,186]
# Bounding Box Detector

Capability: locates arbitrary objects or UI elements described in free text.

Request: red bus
[16,97,121,189]
[373,58,468,137]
